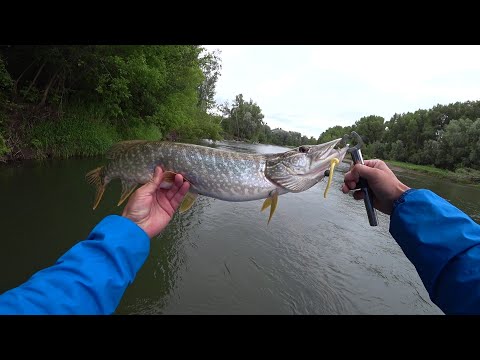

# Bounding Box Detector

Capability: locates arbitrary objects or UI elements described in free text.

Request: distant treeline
[317,101,480,172]
[219,94,318,147]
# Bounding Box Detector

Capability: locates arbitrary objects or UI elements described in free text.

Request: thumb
[138,166,163,195]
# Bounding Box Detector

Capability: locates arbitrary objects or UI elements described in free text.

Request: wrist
[118,213,152,240]
[121,212,150,238]
[391,187,417,216]
[394,182,410,202]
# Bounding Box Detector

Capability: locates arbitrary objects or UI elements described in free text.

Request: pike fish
[86,138,349,223]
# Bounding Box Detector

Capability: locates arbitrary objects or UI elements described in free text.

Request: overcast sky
[202,45,480,138]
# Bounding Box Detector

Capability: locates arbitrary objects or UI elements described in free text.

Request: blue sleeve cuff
[85,215,150,249]
[392,188,418,216]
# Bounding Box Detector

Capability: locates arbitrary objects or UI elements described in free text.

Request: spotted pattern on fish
[90,138,349,205]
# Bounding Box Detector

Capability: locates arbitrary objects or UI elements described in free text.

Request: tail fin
[86,167,106,210]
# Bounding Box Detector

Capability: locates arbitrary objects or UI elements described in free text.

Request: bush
[366,141,387,159]
[0,57,12,92]
[389,140,407,161]
[120,118,162,141]
[0,132,10,158]
[26,105,121,158]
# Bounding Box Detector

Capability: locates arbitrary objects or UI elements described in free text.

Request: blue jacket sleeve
[390,189,480,315]
[0,215,150,315]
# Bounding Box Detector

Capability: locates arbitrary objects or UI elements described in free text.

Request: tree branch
[38,71,58,107]
[24,60,46,97]
[13,59,37,97]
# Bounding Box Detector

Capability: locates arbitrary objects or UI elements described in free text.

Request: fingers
[351,163,380,182]
[344,162,376,183]
[170,181,191,210]
[139,166,164,195]
[363,159,381,167]
[174,173,184,188]
[342,182,365,200]
[344,166,360,187]
[363,159,390,172]
[343,162,382,192]
[353,190,365,200]
[165,173,186,200]
[342,181,357,193]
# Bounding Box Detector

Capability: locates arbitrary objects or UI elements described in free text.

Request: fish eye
[299,146,308,153]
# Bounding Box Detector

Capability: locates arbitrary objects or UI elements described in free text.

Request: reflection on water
[1,140,478,314]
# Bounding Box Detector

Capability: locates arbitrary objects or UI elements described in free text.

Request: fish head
[265,138,349,192]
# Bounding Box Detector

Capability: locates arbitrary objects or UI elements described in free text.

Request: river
[1,140,479,314]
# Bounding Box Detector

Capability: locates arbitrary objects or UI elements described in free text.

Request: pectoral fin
[261,190,279,224]
[179,192,198,213]
[160,171,192,189]
[118,180,138,206]
[162,171,176,183]
[324,158,340,198]
[153,170,174,189]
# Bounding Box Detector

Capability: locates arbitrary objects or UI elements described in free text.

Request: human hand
[342,159,410,215]
[122,166,190,238]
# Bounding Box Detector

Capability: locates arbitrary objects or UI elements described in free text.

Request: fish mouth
[309,137,345,161]
[308,141,349,177]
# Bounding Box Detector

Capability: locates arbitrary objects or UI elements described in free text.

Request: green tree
[353,115,385,144]
[389,140,407,161]
[317,125,351,144]
[197,48,222,112]
[418,139,441,166]
[468,119,480,169]
[220,94,265,141]
[439,118,474,169]
[366,141,387,159]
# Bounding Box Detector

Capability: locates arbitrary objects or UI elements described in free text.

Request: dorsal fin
[106,140,150,159]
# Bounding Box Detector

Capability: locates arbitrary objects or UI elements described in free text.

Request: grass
[27,114,121,159]
[386,161,450,176]
[1,100,224,162]
[4,103,164,160]
[386,160,480,186]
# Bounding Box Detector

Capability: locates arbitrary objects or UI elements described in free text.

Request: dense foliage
[317,102,480,179]
[0,45,223,160]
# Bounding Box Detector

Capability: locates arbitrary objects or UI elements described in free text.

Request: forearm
[390,189,480,314]
[0,215,150,315]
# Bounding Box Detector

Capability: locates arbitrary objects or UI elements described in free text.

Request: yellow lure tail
[324,158,340,198]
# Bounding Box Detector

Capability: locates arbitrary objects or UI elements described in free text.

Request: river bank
[332,155,478,187]
[386,160,480,187]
